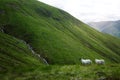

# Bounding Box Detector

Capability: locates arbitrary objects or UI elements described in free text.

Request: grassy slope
[0,0,120,80]
[2,64,120,80]
[0,0,120,65]
[0,32,42,75]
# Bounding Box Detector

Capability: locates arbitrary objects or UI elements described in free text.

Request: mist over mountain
[88,20,120,37]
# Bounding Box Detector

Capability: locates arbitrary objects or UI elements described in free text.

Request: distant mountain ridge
[88,20,120,37]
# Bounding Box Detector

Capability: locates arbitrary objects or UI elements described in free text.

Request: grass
[0,32,42,72]
[1,64,120,80]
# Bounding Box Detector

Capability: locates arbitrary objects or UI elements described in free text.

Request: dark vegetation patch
[6,2,20,10]
[35,7,63,21]
[52,17,61,21]
[36,7,52,17]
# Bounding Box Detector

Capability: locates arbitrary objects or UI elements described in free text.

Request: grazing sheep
[95,59,105,65]
[81,59,92,65]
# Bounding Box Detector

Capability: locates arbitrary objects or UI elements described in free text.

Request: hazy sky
[38,0,120,23]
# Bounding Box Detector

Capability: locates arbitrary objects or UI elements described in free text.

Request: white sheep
[81,59,92,65]
[95,59,105,65]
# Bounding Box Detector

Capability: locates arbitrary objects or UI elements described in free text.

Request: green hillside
[0,0,120,65]
[0,31,43,76]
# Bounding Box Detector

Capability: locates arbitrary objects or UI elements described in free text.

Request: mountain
[0,0,120,67]
[1,0,120,79]
[88,20,120,37]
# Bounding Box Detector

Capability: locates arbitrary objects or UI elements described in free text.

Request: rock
[0,9,5,14]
